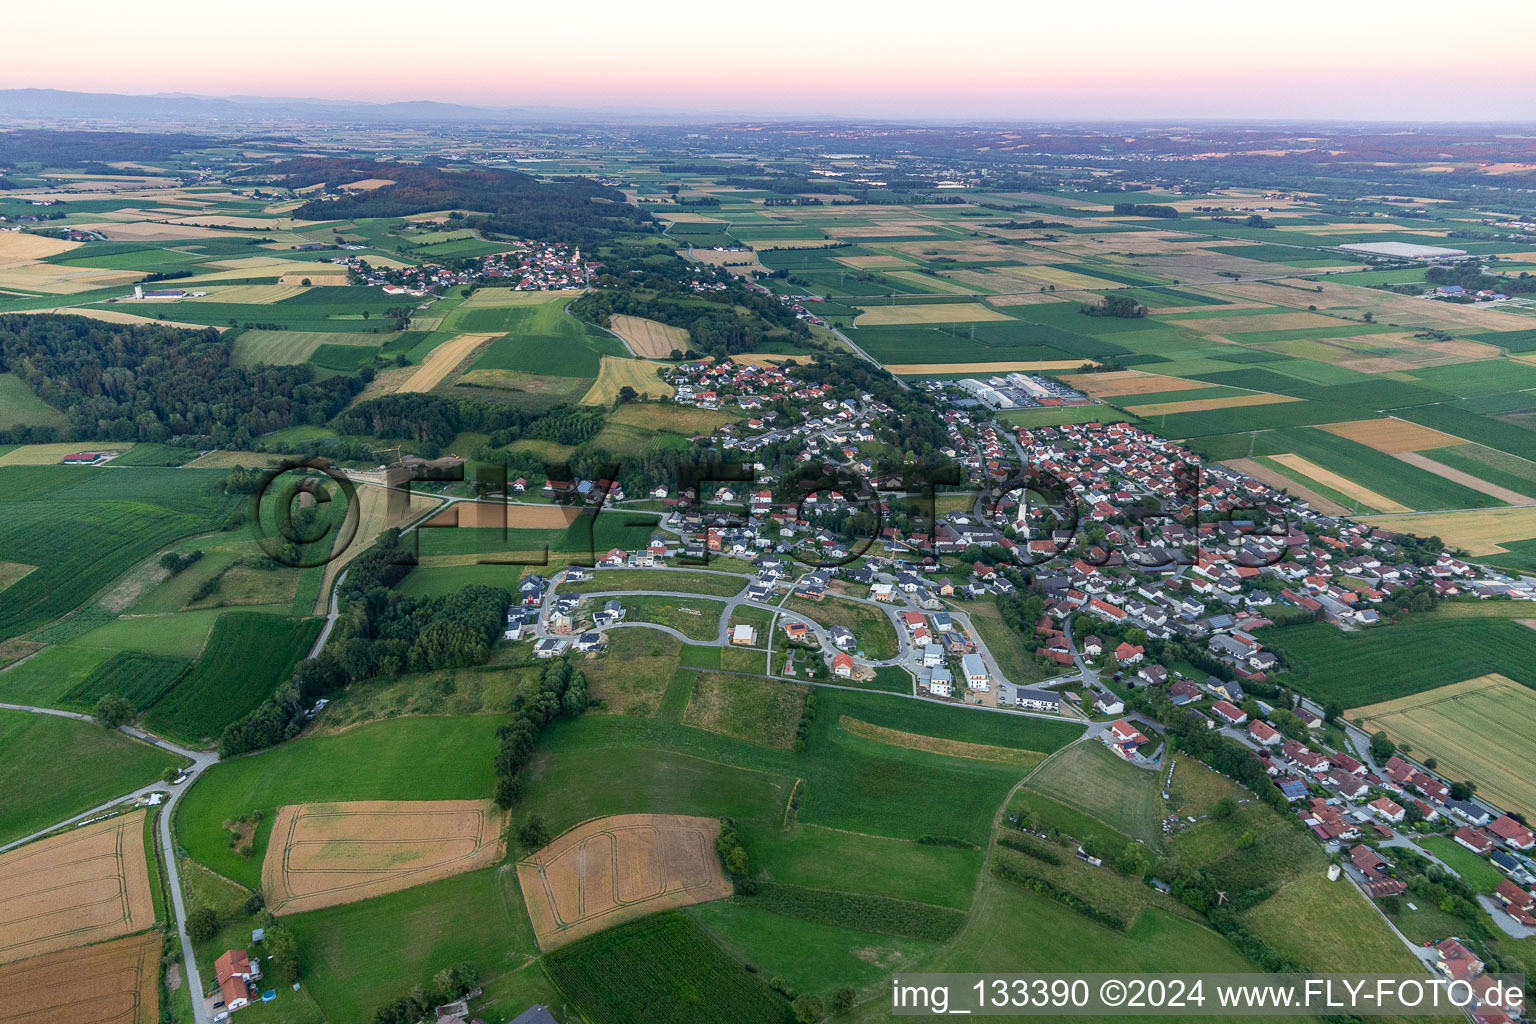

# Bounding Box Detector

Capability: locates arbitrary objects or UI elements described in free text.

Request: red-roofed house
[1248,720,1281,746]
[1436,938,1483,981]
[1107,719,1150,760]
[1369,797,1406,824]
[1489,815,1536,850]
[832,653,854,678]
[1113,642,1144,665]
[1493,880,1536,927]
[1212,700,1247,726]
[214,949,256,1013]
[1454,827,1495,855]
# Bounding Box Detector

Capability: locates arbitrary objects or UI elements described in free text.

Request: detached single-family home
[1368,797,1406,824]
[214,950,259,1014]
[1113,642,1144,665]
[731,624,758,646]
[1454,826,1494,855]
[1490,815,1536,851]
[1248,720,1281,746]
[832,653,854,678]
[1212,700,1247,726]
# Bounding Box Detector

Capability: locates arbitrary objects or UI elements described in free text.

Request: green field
[784,595,898,659]
[176,714,505,887]
[59,650,190,710]
[142,612,321,745]
[621,595,726,641]
[0,708,184,845]
[1024,740,1162,846]
[286,868,540,1023]
[543,911,795,1024]
[1258,615,1536,707]
[0,373,68,429]
[0,466,238,641]
[1414,835,1506,893]
[0,644,114,706]
[231,329,391,367]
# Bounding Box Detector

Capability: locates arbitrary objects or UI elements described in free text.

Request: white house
[961,653,989,691]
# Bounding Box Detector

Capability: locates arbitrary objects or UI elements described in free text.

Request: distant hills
[0,88,691,124]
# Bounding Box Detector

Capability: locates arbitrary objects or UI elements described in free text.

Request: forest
[0,314,361,445]
[277,159,654,245]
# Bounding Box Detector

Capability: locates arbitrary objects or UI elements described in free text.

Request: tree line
[218,531,507,756]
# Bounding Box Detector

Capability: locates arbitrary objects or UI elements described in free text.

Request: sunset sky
[5,0,1535,120]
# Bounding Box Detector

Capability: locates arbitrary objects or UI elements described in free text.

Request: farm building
[731,624,757,646]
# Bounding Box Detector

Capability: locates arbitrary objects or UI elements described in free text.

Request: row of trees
[493,658,589,808]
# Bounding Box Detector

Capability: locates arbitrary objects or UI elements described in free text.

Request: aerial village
[475,352,1536,950]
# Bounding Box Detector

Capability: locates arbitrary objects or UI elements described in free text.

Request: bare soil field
[886,359,1094,375]
[854,304,1014,327]
[0,811,155,965]
[1268,454,1412,513]
[421,501,576,530]
[398,333,498,393]
[1349,674,1536,815]
[75,222,236,242]
[1059,370,1208,398]
[1358,506,1536,556]
[1206,278,1524,333]
[1394,452,1534,504]
[262,800,505,915]
[606,314,689,358]
[0,930,159,1024]
[342,178,397,190]
[517,814,732,950]
[1131,393,1297,417]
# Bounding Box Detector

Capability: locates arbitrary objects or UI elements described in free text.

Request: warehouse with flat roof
[1336,241,1470,261]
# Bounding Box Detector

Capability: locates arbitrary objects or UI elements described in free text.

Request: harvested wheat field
[397,333,497,393]
[186,284,304,305]
[0,232,79,261]
[886,359,1094,376]
[15,307,215,331]
[606,315,689,358]
[0,811,154,965]
[1268,454,1412,513]
[679,248,764,275]
[1132,393,1298,417]
[1225,458,1348,515]
[277,266,350,286]
[421,501,577,530]
[1393,452,1534,504]
[1358,506,1536,557]
[262,800,505,915]
[0,264,142,295]
[0,930,159,1024]
[855,303,1014,327]
[1058,370,1208,398]
[518,814,732,950]
[1349,675,1536,815]
[1318,418,1464,454]
[581,356,675,406]
[342,178,396,190]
